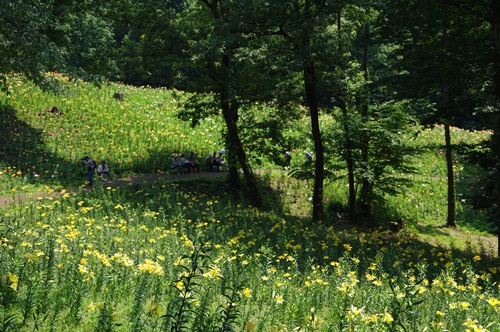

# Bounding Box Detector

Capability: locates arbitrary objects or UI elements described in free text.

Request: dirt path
[1,170,498,257]
[0,171,225,207]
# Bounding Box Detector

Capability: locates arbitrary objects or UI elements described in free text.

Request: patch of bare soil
[416,223,498,258]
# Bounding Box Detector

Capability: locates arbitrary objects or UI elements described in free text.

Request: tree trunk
[304,60,324,221]
[221,102,261,207]
[492,5,500,256]
[340,99,356,224]
[445,123,457,227]
[441,86,457,228]
[337,11,356,224]
[220,55,262,208]
[359,23,373,224]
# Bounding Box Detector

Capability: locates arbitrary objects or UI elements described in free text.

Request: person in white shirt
[172,154,182,174]
[217,152,227,171]
[97,160,109,178]
[304,151,312,166]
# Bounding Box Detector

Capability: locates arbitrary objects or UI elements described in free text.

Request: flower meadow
[0,73,221,195]
[1,74,500,331]
[1,177,500,331]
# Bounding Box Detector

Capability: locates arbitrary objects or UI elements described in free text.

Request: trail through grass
[1,74,499,331]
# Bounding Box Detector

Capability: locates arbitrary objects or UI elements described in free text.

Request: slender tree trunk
[304,60,324,221]
[359,23,373,224]
[444,124,457,227]
[337,11,356,224]
[445,122,456,227]
[340,99,356,224]
[442,87,457,228]
[491,6,500,256]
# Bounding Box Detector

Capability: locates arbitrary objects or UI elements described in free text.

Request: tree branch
[435,0,490,20]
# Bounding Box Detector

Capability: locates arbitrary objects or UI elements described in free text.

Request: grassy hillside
[1,74,499,331]
[0,73,221,194]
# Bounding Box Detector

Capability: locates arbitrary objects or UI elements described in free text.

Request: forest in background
[0,76,499,331]
[1,0,500,240]
[3,2,500,330]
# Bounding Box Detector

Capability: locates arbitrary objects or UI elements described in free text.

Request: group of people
[81,156,109,186]
[171,151,227,174]
[171,152,201,174]
[283,151,313,168]
[81,149,310,186]
[204,151,227,172]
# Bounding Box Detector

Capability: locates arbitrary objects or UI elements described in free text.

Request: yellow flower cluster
[138,259,164,276]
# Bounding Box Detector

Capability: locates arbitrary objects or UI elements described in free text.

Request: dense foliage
[2,1,500,327]
[0,73,499,331]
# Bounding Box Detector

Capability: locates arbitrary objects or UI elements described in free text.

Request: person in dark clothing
[81,156,95,186]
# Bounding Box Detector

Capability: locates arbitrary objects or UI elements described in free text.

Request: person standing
[81,156,96,186]
[284,151,292,168]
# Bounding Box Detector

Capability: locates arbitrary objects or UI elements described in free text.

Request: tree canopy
[1,0,498,240]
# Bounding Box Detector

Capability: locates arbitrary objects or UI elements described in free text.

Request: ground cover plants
[1,177,500,331]
[1,74,500,331]
[0,73,221,195]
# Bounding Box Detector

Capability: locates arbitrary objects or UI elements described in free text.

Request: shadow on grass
[0,104,91,191]
[0,103,204,192]
[0,106,58,182]
[71,172,499,283]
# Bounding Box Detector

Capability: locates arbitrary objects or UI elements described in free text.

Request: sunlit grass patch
[1,178,499,330]
[0,74,498,331]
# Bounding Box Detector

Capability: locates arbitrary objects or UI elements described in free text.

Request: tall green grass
[0,73,494,234]
[1,177,499,331]
[1,74,499,331]
[0,73,221,194]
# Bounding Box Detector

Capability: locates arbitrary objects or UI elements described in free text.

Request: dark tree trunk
[359,23,373,224]
[221,103,261,207]
[445,122,457,227]
[304,60,324,221]
[220,55,261,208]
[442,87,457,228]
[492,5,500,256]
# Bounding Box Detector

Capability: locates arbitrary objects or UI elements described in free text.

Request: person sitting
[97,160,109,178]
[304,151,313,166]
[188,152,200,173]
[179,154,193,174]
[172,154,183,174]
[284,151,292,168]
[204,153,215,171]
[217,152,227,171]
[211,151,222,171]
